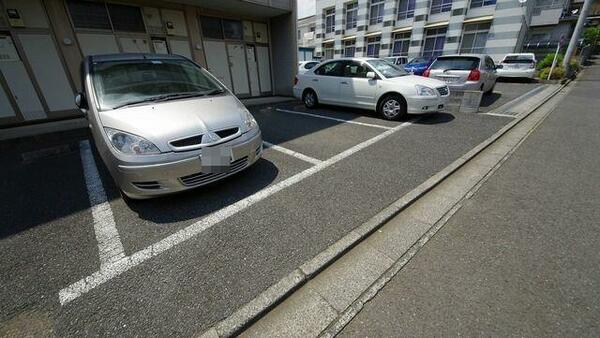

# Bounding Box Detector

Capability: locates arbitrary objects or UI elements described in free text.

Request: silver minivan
[424,54,499,93]
[75,54,263,199]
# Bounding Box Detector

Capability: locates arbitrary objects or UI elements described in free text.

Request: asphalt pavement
[340,64,600,337]
[0,81,541,336]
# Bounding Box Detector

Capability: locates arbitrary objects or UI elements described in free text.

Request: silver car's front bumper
[112,130,263,199]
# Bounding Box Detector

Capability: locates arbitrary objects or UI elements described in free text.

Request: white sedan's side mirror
[366,71,376,79]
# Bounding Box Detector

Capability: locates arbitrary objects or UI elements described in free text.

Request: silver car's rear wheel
[303,89,318,108]
[379,95,407,121]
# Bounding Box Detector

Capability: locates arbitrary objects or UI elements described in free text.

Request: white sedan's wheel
[303,90,318,108]
[379,95,407,121]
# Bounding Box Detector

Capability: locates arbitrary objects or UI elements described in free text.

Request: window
[346,2,358,30]
[422,27,447,58]
[107,4,145,32]
[397,0,416,20]
[200,16,223,39]
[369,0,385,25]
[343,61,370,78]
[323,42,334,59]
[459,22,490,54]
[325,8,335,34]
[223,20,243,40]
[430,56,480,70]
[344,39,356,57]
[67,1,111,30]
[392,32,411,56]
[470,0,496,9]
[314,61,344,76]
[430,0,452,14]
[366,36,381,57]
[485,56,495,70]
[367,59,408,78]
[304,62,319,69]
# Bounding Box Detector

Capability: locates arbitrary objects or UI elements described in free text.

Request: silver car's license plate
[202,146,232,173]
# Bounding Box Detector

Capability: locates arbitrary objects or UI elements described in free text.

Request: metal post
[563,0,594,68]
[548,42,561,80]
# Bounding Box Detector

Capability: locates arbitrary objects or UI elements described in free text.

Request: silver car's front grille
[179,156,249,187]
[169,127,240,149]
[436,86,449,96]
[170,135,203,148]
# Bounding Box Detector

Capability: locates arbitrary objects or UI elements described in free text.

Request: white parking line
[79,140,125,268]
[275,108,393,130]
[59,120,414,305]
[263,141,322,165]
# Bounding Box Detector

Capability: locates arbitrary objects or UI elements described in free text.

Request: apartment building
[0,0,296,129]
[311,0,555,63]
[524,0,600,54]
[298,14,316,60]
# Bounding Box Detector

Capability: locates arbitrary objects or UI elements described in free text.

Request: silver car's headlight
[104,127,160,155]
[415,85,436,96]
[241,110,258,133]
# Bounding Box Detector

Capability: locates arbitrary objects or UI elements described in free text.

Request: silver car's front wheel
[303,90,318,108]
[379,95,407,121]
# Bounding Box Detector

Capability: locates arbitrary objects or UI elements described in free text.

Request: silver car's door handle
[312,79,319,82]
[340,81,349,84]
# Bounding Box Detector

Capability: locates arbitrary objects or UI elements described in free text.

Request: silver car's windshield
[367,59,408,78]
[91,59,224,110]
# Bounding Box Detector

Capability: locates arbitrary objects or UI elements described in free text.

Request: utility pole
[563,0,594,68]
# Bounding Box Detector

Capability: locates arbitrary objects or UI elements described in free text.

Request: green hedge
[539,66,565,80]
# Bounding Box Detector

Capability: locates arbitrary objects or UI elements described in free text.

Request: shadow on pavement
[480,92,502,108]
[497,77,538,84]
[124,158,279,223]
[413,112,455,125]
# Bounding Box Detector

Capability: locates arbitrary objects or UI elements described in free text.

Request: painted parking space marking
[79,140,125,268]
[263,141,322,165]
[58,120,415,305]
[275,108,393,130]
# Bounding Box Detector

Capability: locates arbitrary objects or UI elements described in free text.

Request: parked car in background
[76,53,262,199]
[384,56,409,66]
[497,53,536,79]
[298,61,320,74]
[404,57,434,75]
[423,54,499,93]
[293,57,449,121]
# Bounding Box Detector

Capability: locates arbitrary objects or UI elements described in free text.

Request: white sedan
[293,57,449,120]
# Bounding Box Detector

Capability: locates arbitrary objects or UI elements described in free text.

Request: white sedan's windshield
[367,59,408,78]
[91,59,224,110]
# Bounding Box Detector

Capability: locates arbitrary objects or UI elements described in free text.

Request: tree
[582,27,600,46]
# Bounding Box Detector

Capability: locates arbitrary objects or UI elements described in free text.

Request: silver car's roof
[88,53,188,63]
[436,54,488,59]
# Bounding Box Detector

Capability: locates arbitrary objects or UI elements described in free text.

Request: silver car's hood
[98,94,246,152]
[385,75,446,88]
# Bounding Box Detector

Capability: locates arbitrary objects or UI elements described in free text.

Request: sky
[297,0,316,19]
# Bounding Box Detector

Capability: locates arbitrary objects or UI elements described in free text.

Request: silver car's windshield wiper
[112,96,170,109]
[202,88,225,96]
[112,89,224,109]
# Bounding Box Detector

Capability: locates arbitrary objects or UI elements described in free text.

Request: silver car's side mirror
[75,92,88,114]
[366,71,376,79]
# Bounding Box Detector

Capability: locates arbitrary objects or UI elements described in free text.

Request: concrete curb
[199,80,572,338]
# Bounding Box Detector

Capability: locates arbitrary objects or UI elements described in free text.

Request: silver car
[424,54,499,93]
[75,54,263,199]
